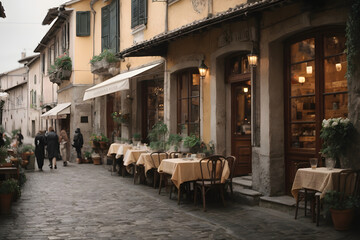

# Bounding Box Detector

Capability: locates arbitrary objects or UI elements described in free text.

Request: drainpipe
[165,0,168,33]
[208,0,213,18]
[90,2,96,85]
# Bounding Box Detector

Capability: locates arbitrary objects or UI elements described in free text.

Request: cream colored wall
[68,0,94,85]
[28,59,41,136]
[213,0,246,13]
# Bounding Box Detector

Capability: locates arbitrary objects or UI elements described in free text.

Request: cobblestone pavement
[1,161,359,240]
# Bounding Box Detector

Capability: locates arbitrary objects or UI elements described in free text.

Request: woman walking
[46,127,59,169]
[59,129,70,166]
[34,130,46,171]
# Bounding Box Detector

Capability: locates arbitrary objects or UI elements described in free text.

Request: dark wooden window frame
[76,11,91,36]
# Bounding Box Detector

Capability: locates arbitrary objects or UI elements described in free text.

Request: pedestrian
[34,130,46,171]
[59,129,70,166]
[72,128,83,162]
[46,126,59,169]
[16,130,24,146]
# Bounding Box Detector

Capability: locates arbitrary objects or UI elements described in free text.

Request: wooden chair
[225,156,236,196]
[294,161,316,220]
[314,169,357,226]
[150,151,168,189]
[194,155,227,211]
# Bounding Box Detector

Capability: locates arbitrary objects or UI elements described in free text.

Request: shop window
[177,69,200,136]
[286,32,347,151]
[76,11,90,36]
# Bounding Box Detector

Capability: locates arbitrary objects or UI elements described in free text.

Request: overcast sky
[0,0,67,73]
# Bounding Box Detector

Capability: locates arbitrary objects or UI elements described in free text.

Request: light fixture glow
[335,63,342,72]
[198,60,208,78]
[298,76,305,84]
[243,87,249,93]
[306,66,313,74]
[247,53,258,67]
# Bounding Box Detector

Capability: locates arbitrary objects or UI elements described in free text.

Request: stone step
[232,186,262,206]
[232,177,252,189]
[259,195,297,216]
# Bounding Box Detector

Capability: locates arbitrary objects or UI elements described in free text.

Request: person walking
[16,130,24,146]
[34,130,46,171]
[46,127,59,169]
[59,129,70,166]
[72,128,83,163]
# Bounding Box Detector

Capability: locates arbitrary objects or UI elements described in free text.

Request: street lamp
[198,60,208,78]
[247,53,258,67]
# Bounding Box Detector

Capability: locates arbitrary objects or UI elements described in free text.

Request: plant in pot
[0,146,10,167]
[320,118,356,168]
[0,178,19,214]
[84,151,92,163]
[167,134,182,152]
[132,133,141,146]
[99,134,109,149]
[324,190,359,231]
[148,121,168,151]
[91,152,101,165]
[90,133,100,149]
[17,144,34,167]
[183,134,201,154]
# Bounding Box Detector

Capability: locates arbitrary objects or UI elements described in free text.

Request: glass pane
[324,35,346,57]
[179,74,189,99]
[291,123,316,149]
[191,74,200,96]
[290,38,315,63]
[229,55,250,74]
[290,96,316,122]
[324,54,347,93]
[234,84,251,135]
[190,97,200,122]
[179,99,188,124]
[324,93,348,119]
[290,61,315,96]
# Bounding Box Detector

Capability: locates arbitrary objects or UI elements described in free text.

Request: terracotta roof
[0,1,6,18]
[117,0,288,58]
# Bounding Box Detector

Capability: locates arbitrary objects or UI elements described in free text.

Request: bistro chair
[194,155,227,211]
[294,161,316,220]
[225,156,236,196]
[150,151,168,189]
[314,169,357,226]
[169,152,183,159]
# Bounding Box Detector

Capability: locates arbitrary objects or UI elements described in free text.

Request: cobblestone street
[1,161,359,240]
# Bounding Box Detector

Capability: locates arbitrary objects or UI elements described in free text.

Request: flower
[320,117,356,160]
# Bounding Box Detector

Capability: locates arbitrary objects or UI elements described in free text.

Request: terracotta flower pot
[330,208,355,231]
[92,157,101,165]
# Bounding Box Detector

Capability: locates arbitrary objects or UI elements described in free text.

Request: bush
[0,178,19,194]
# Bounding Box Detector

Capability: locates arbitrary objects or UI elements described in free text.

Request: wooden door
[106,94,115,139]
[231,82,252,176]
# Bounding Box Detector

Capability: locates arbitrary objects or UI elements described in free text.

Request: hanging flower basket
[90,49,120,76]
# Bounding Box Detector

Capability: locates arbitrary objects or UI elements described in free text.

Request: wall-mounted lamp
[306,66,313,74]
[335,63,342,72]
[198,60,208,78]
[247,53,258,67]
[243,87,249,93]
[298,76,305,84]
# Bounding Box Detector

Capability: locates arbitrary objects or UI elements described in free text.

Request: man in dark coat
[46,127,59,169]
[73,128,83,161]
[34,130,46,171]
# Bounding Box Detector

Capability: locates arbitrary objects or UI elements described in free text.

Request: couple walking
[35,127,82,170]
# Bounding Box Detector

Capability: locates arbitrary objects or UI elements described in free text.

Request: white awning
[41,102,71,119]
[83,62,162,101]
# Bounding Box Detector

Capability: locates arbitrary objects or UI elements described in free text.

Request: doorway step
[232,175,298,216]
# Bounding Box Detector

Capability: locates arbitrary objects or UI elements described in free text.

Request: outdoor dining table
[136,152,168,176]
[106,143,122,157]
[0,167,19,180]
[291,167,344,200]
[157,158,231,189]
[115,144,133,159]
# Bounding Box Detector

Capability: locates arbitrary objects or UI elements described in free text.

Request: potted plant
[132,133,141,146]
[183,134,201,154]
[148,121,168,151]
[90,49,120,76]
[0,146,10,166]
[90,133,100,149]
[324,190,359,231]
[17,144,34,167]
[48,53,72,84]
[167,134,182,152]
[99,134,109,149]
[91,152,101,165]
[320,118,356,168]
[83,151,92,163]
[0,178,19,214]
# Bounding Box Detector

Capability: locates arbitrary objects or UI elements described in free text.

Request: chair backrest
[354,170,360,198]
[295,161,310,170]
[337,169,357,200]
[169,152,182,158]
[199,155,226,185]
[150,151,168,168]
[226,156,236,180]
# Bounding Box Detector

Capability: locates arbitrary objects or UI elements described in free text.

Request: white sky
[0,0,67,73]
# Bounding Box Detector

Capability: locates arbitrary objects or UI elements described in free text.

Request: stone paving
[1,160,359,240]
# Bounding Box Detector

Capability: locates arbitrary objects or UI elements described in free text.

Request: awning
[41,102,71,119]
[83,62,162,101]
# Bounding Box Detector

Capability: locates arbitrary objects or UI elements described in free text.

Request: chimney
[21,51,26,59]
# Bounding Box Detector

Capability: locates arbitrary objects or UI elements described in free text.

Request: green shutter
[101,5,110,51]
[109,0,119,52]
[76,11,90,36]
[139,0,147,26]
[131,0,139,28]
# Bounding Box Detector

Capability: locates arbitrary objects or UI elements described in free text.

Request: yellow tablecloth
[107,143,122,156]
[291,167,343,200]
[123,149,148,166]
[158,158,230,188]
[136,152,168,175]
[115,144,133,159]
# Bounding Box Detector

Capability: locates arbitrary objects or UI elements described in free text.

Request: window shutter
[101,5,110,51]
[131,0,139,28]
[76,11,90,36]
[109,0,119,52]
[139,0,147,26]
